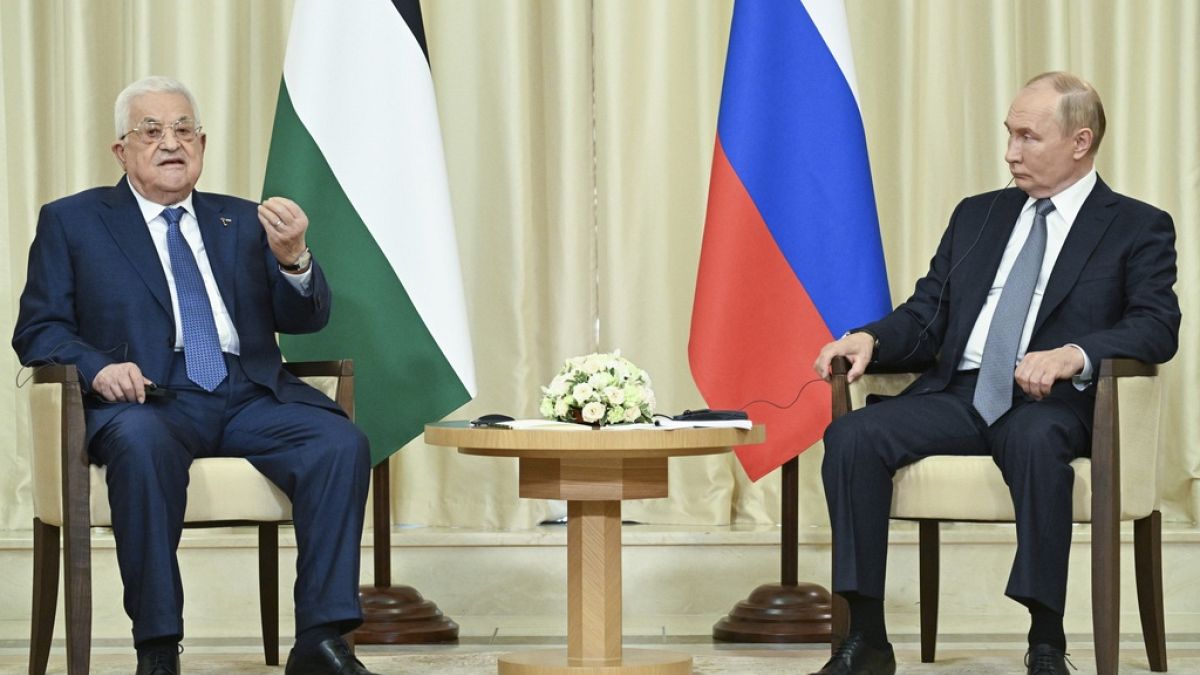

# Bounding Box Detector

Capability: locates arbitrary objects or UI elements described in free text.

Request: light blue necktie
[973,198,1056,425]
[162,207,227,391]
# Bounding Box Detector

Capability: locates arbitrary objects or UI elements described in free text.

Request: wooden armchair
[28,360,355,675]
[829,356,1167,675]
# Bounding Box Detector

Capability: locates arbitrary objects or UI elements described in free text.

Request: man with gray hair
[13,76,380,675]
[812,72,1179,674]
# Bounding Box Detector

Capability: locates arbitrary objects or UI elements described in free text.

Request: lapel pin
[219,217,231,227]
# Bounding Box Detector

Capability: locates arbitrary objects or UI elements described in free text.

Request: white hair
[113,76,202,139]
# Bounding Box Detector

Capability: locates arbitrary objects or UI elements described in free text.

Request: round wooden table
[424,421,766,675]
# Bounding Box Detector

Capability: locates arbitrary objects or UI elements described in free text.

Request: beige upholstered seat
[829,358,1167,675]
[28,362,354,675]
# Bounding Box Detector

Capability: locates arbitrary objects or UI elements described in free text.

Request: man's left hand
[257,196,308,268]
[1014,346,1085,400]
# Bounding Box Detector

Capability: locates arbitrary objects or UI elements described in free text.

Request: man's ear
[1072,128,1094,159]
[111,140,127,170]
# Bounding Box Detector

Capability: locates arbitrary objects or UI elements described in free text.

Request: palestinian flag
[263,0,476,465]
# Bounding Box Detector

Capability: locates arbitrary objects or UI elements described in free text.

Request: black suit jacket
[12,177,345,446]
[861,177,1180,427]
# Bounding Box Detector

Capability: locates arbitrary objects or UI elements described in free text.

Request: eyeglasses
[120,118,202,144]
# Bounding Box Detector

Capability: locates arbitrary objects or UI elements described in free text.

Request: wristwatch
[279,248,311,273]
[843,329,880,351]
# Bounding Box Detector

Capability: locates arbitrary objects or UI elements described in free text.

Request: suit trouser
[88,353,372,645]
[821,371,1089,615]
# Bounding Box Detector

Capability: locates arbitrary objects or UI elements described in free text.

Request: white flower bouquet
[539,351,656,425]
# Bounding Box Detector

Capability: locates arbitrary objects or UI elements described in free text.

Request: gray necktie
[973,198,1056,425]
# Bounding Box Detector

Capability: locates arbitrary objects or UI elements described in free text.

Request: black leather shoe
[285,637,381,675]
[135,645,180,675]
[1025,643,1074,674]
[810,632,896,675]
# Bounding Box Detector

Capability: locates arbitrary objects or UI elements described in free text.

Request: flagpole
[353,461,460,644]
[712,456,833,642]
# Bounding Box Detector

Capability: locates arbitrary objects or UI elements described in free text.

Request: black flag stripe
[391,0,429,65]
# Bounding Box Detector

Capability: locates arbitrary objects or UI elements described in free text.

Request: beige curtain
[2,0,1197,533]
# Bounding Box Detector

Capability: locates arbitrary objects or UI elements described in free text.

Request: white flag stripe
[283,0,476,394]
[801,0,863,108]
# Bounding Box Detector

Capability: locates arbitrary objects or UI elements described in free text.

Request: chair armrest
[283,359,356,420]
[28,364,91,539]
[1092,358,1161,523]
[1099,358,1156,379]
[31,364,82,385]
[282,360,353,378]
[830,356,921,418]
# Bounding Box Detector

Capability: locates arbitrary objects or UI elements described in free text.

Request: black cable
[895,177,1015,364]
[14,340,129,389]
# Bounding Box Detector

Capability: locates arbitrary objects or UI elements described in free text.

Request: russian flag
[689,0,891,481]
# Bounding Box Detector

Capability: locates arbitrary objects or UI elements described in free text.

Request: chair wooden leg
[259,524,280,666]
[1092,511,1119,675]
[62,508,91,674]
[918,520,939,663]
[30,518,60,675]
[1135,512,1168,672]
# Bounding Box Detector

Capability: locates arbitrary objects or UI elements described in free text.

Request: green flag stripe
[264,81,470,465]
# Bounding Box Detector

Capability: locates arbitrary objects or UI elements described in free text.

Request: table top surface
[424,420,765,459]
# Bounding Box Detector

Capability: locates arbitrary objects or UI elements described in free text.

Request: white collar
[1023,168,1097,226]
[127,179,196,225]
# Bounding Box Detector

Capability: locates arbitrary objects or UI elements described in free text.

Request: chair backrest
[838,363,1161,523]
[29,361,354,527]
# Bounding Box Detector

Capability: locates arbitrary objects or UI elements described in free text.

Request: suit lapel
[100,178,173,318]
[1032,178,1117,335]
[952,189,1028,339]
[192,191,239,319]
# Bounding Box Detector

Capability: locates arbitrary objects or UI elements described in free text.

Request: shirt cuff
[1067,343,1093,390]
[280,265,313,296]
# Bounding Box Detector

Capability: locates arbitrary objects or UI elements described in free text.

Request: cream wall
[1,1,1197,533]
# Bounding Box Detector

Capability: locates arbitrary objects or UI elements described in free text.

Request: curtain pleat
[2,0,1196,532]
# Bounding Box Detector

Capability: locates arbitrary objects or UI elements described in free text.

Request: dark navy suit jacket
[860,177,1181,428]
[13,176,344,446]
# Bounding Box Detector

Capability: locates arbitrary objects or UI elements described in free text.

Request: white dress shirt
[957,169,1097,384]
[129,185,313,355]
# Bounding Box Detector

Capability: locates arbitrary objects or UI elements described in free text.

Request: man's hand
[257,196,309,269]
[1014,346,1085,400]
[92,362,152,403]
[814,332,876,383]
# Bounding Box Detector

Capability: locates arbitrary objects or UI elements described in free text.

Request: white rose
[572,382,594,402]
[603,386,624,405]
[582,401,606,423]
[623,405,641,422]
[554,398,571,418]
[539,397,554,417]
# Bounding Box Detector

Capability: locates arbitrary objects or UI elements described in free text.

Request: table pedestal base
[498,648,692,674]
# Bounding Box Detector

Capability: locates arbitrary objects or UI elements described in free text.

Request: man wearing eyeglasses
[13,76,379,675]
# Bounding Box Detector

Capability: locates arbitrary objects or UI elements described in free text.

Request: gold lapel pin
[219,217,231,227]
